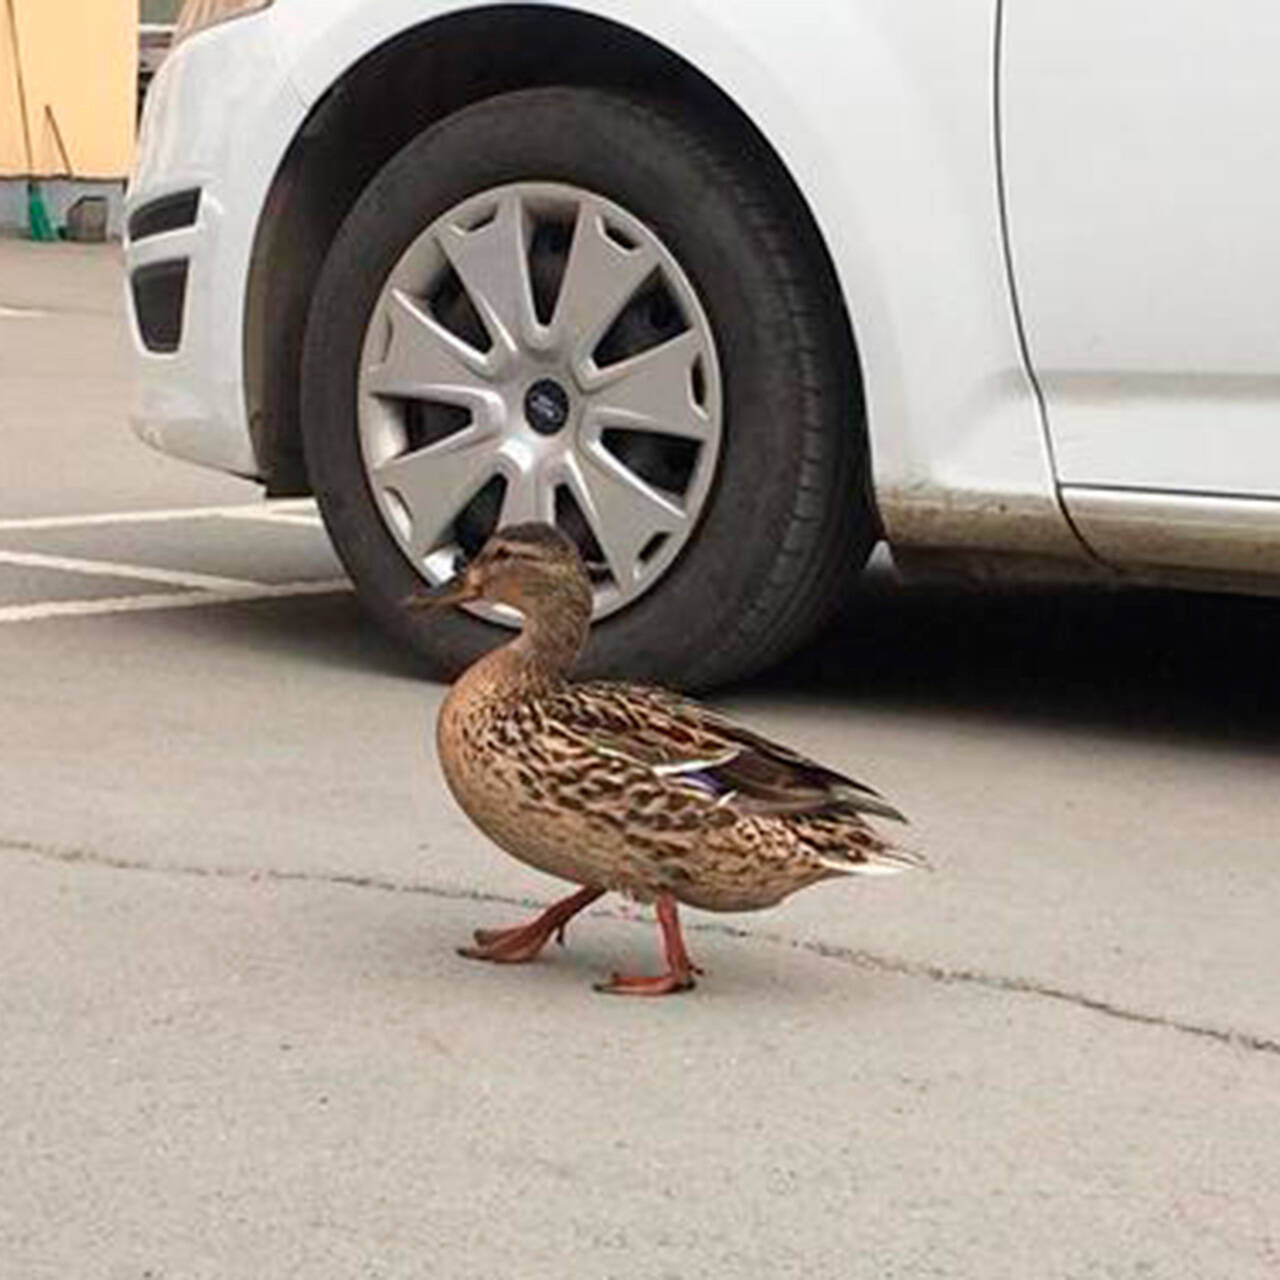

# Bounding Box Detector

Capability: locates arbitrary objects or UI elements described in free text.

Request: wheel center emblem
[524,378,571,435]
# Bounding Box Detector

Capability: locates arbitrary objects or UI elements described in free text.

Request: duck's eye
[451,550,469,575]
[490,547,511,563]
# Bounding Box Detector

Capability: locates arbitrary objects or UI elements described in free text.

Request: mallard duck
[410,523,923,995]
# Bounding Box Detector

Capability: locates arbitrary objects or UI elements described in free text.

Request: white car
[126,0,1280,687]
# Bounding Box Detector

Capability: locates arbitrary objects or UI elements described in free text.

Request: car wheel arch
[242,5,871,514]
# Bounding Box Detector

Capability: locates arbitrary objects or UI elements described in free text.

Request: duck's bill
[402,576,476,609]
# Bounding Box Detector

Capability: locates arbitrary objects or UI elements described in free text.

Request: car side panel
[1000,0,1280,581]
[1004,0,1280,500]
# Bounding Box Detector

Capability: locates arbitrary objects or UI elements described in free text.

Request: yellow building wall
[1,0,135,179]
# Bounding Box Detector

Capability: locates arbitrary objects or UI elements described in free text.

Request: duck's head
[405,523,592,621]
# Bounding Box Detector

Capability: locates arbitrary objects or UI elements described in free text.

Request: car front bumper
[124,10,306,480]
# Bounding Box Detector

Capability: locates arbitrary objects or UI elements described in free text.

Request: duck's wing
[549,682,909,824]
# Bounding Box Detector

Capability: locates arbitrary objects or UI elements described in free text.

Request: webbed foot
[458,885,603,965]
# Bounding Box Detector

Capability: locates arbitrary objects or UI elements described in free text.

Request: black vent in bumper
[131,259,189,354]
[128,189,200,241]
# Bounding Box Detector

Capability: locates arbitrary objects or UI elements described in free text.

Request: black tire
[301,87,874,689]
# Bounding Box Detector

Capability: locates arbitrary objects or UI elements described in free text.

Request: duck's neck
[509,584,591,683]
[453,576,593,700]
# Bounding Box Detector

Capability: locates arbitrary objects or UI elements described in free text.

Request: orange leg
[458,885,604,963]
[594,894,701,996]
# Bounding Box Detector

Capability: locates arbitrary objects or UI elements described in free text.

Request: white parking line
[0,501,347,623]
[215,501,323,527]
[0,579,350,625]
[0,500,320,532]
[218,511,324,528]
[0,549,262,593]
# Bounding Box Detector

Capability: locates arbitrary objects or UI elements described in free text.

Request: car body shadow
[131,570,1280,752]
[750,574,1280,752]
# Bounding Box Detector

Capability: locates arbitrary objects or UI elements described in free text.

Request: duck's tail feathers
[820,842,931,878]
[830,783,909,824]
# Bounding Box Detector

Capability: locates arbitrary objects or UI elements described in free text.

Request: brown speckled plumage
[414,523,924,994]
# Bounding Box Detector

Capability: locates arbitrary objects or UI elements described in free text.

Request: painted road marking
[0,549,262,593]
[218,509,324,528]
[0,579,350,625]
[0,501,349,624]
[0,500,319,532]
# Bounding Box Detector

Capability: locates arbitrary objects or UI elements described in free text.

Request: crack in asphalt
[6,835,1279,1057]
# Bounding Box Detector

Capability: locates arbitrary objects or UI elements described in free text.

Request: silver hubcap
[358,182,723,622]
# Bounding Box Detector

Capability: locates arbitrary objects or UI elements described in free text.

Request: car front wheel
[301,87,873,688]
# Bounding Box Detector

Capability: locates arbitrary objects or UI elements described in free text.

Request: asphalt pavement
[2,239,1277,1278]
